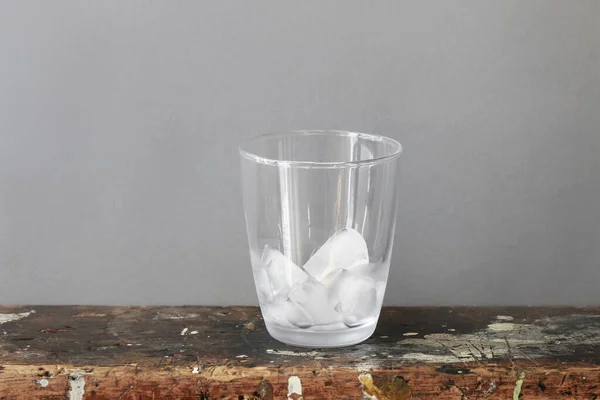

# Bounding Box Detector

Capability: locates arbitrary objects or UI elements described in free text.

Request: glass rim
[239,130,403,168]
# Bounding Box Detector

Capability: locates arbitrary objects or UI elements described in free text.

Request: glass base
[265,320,377,348]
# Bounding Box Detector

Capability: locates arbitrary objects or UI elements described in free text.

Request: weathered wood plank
[1,362,600,399]
[1,306,599,399]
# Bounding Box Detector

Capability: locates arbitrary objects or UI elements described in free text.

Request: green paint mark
[513,373,525,400]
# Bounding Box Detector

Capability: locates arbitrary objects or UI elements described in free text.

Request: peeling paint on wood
[0,306,599,398]
[496,315,515,321]
[256,379,274,400]
[0,310,35,324]
[0,362,598,398]
[488,321,515,331]
[266,348,323,357]
[513,372,525,400]
[68,372,86,400]
[287,376,302,400]
[35,378,49,387]
[359,373,412,400]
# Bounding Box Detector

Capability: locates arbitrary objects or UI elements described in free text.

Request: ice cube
[342,287,378,327]
[327,269,374,312]
[260,302,289,325]
[284,300,313,329]
[320,267,344,287]
[302,228,369,282]
[261,247,308,303]
[286,278,340,328]
[354,262,391,282]
[252,267,274,304]
[326,269,380,327]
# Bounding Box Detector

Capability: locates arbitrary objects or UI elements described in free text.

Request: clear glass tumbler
[240,130,402,347]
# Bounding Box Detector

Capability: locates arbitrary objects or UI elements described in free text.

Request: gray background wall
[0,1,598,306]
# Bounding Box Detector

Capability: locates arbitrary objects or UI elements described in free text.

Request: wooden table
[0,306,599,399]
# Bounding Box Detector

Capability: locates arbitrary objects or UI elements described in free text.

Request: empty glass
[240,130,402,347]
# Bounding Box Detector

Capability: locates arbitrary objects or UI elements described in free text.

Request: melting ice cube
[327,269,380,327]
[252,267,274,304]
[261,247,308,303]
[286,279,340,328]
[260,302,291,327]
[342,287,378,327]
[353,262,391,283]
[303,228,369,282]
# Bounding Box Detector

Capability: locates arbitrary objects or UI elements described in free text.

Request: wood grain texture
[1,306,599,399]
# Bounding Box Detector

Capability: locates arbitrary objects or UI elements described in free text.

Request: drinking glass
[239,130,402,347]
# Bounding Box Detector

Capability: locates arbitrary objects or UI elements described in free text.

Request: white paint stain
[180,327,188,336]
[236,354,248,358]
[68,372,86,400]
[402,352,463,363]
[513,373,525,400]
[403,332,419,336]
[0,310,35,325]
[356,360,380,372]
[484,380,497,394]
[488,322,515,331]
[266,349,323,357]
[192,366,200,374]
[447,328,456,332]
[287,376,302,399]
[190,330,199,335]
[35,379,49,387]
[496,315,514,321]
[395,315,600,364]
[155,312,200,320]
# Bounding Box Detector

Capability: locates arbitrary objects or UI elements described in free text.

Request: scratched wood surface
[0,306,599,399]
